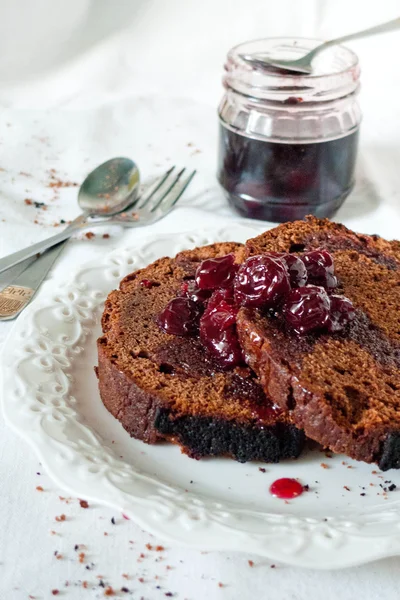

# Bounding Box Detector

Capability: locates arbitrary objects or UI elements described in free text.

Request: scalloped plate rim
[2,224,400,570]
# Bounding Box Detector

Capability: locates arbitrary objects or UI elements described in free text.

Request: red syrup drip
[251,403,283,423]
[140,279,156,288]
[269,478,304,499]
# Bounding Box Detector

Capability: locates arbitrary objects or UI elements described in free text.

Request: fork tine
[153,170,196,214]
[146,167,186,213]
[136,166,176,209]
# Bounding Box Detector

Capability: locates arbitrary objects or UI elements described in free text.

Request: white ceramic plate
[2,223,400,570]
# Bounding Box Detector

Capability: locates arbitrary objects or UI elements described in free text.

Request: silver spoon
[0,157,140,275]
[241,16,400,75]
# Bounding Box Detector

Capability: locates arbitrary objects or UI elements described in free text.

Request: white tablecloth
[1,1,400,597]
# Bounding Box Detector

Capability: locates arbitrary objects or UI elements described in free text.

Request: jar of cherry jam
[217,38,361,222]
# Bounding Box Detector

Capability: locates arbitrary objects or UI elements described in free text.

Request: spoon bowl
[78,157,140,216]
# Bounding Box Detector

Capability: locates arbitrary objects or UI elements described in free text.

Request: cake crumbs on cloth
[79,499,89,508]
[36,486,44,492]
[85,231,95,239]
[104,587,115,596]
[55,514,66,522]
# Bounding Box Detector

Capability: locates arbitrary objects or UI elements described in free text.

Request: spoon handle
[0,214,86,275]
[323,16,400,49]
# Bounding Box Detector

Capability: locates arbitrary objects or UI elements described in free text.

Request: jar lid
[224,38,360,103]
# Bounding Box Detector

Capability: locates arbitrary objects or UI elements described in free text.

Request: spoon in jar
[0,157,140,275]
[240,16,400,74]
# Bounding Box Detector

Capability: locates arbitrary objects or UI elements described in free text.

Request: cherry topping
[269,478,304,499]
[195,254,238,290]
[283,285,330,334]
[279,254,308,288]
[199,290,243,369]
[156,297,201,336]
[206,287,234,311]
[327,295,356,333]
[179,280,212,305]
[301,250,337,289]
[234,255,291,308]
[301,250,334,277]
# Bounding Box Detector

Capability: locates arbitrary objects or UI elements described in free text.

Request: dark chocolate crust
[96,243,305,463]
[238,217,400,470]
[97,340,304,462]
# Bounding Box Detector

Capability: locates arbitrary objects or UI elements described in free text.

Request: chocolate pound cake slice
[236,217,400,470]
[96,242,304,463]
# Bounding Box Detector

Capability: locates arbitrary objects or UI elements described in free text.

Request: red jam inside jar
[218,38,361,223]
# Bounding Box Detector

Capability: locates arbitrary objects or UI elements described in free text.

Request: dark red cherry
[206,287,235,311]
[279,254,308,287]
[234,255,291,308]
[301,250,334,277]
[195,254,238,290]
[327,295,356,333]
[179,280,212,305]
[200,319,243,369]
[156,297,201,336]
[301,250,337,290]
[199,291,242,369]
[313,271,338,291]
[283,285,330,334]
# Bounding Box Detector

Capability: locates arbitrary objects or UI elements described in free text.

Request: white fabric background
[1,0,400,597]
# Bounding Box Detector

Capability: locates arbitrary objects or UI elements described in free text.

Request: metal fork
[0,167,196,276]
[0,167,195,320]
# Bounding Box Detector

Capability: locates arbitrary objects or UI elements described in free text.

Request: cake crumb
[55,514,66,522]
[24,198,33,205]
[79,499,89,509]
[36,486,44,492]
[51,591,59,596]
[258,467,266,473]
[320,463,329,469]
[79,552,85,563]
[248,560,254,567]
[103,233,110,239]
[85,231,95,239]
[104,587,115,596]
[218,583,224,588]
[343,486,350,491]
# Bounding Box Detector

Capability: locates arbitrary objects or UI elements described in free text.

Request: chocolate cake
[96,242,304,463]
[237,217,400,470]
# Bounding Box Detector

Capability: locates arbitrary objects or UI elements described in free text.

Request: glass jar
[217,38,361,222]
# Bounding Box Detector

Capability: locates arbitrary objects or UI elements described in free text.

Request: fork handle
[0,214,87,275]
